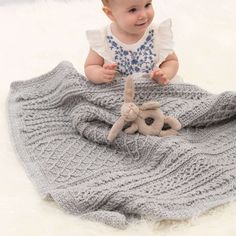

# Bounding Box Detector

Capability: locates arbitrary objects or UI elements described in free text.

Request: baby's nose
[138,10,146,19]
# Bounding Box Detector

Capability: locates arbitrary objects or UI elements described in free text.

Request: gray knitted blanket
[8,61,236,228]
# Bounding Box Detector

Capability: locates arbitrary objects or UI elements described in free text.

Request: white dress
[86,18,183,83]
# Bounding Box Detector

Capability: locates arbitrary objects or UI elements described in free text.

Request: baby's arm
[84,49,117,84]
[151,52,179,85]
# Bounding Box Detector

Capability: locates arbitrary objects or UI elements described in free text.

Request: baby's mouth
[135,22,147,26]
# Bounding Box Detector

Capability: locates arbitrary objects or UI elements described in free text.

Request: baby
[84,0,179,85]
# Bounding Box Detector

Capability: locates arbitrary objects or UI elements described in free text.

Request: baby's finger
[106,67,116,73]
[155,70,163,76]
[103,74,114,82]
[104,70,116,76]
[151,72,160,80]
[104,63,117,70]
[163,79,170,85]
[150,70,159,79]
[159,77,169,85]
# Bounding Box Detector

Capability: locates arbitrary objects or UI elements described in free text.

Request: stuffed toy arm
[107,117,126,142]
[124,122,138,134]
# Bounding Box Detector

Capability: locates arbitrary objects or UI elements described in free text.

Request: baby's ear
[102,6,115,21]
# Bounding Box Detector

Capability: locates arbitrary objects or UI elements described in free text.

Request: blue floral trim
[107,29,156,76]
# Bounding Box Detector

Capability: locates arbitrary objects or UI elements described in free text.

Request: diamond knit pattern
[8,61,236,228]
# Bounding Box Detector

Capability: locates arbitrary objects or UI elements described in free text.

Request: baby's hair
[101,0,109,6]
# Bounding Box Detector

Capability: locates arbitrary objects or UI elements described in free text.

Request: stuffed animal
[107,76,181,142]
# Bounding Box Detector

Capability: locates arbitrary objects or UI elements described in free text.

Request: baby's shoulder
[151,18,173,49]
[152,19,174,67]
[85,25,113,62]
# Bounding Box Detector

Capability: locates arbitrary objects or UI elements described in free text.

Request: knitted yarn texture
[8,61,236,228]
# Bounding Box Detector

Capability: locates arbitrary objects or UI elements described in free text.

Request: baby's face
[109,0,154,37]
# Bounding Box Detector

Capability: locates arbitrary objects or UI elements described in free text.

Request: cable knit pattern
[8,61,236,229]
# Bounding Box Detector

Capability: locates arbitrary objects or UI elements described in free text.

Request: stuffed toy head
[120,103,139,121]
[107,76,181,142]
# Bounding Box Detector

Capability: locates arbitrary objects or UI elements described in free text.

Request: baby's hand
[150,68,170,85]
[101,63,117,83]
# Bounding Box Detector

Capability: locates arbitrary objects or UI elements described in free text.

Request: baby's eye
[145,3,152,8]
[128,8,137,13]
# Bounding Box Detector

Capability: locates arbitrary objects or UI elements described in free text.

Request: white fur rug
[1,0,236,235]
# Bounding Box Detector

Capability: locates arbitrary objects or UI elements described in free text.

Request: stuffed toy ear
[139,101,161,110]
[107,117,126,142]
[124,76,135,103]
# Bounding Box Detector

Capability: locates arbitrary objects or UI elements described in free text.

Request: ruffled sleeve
[153,18,174,67]
[86,27,114,63]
